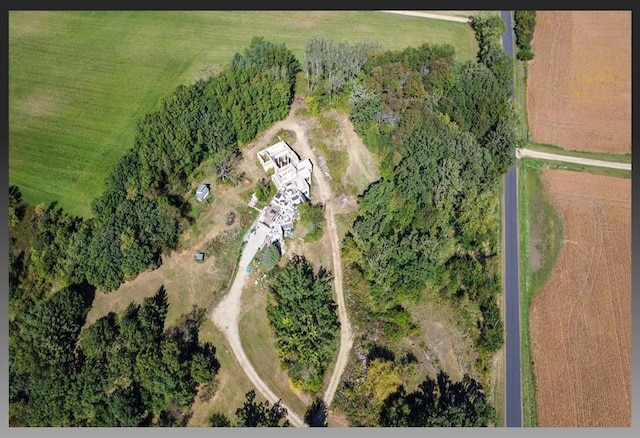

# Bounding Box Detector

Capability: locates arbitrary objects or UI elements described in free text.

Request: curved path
[211,232,306,427]
[516,148,631,170]
[211,110,352,426]
[270,119,353,408]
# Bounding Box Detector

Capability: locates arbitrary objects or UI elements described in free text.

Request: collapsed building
[254,140,313,252]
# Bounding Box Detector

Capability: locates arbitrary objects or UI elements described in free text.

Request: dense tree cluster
[514,11,537,61]
[9,184,24,228]
[234,390,290,427]
[9,286,220,426]
[337,14,514,350]
[304,397,328,427]
[379,372,496,427]
[469,14,506,63]
[207,390,290,427]
[304,35,381,109]
[266,255,340,392]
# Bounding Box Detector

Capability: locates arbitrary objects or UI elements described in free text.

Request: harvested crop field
[526,11,631,154]
[529,169,631,427]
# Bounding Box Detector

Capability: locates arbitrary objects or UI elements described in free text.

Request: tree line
[513,10,537,61]
[309,16,514,426]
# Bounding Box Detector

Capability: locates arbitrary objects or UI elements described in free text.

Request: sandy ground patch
[406,296,480,383]
[529,170,631,426]
[526,11,631,153]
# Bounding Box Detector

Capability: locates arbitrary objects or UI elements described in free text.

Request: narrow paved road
[517,148,631,170]
[501,9,524,428]
[503,164,522,428]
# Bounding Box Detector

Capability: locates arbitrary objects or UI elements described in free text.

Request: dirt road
[516,148,631,170]
[210,106,352,426]
[270,116,354,408]
[211,224,306,427]
[380,10,469,23]
[211,268,308,427]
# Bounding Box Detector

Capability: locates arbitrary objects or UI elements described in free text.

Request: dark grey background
[3,6,10,433]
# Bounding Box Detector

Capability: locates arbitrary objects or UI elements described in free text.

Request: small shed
[195,184,210,202]
[195,252,205,263]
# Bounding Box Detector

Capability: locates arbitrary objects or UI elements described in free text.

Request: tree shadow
[366,344,395,364]
[304,397,328,427]
[68,282,96,311]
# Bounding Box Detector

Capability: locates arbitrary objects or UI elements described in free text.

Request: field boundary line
[379,10,469,23]
[516,148,631,171]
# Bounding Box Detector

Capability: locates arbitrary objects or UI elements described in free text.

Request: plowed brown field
[529,170,631,426]
[526,11,631,153]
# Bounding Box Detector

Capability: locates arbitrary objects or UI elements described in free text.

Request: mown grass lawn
[9,11,478,218]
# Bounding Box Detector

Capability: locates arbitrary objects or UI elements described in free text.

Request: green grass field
[513,60,530,141]
[9,11,478,218]
[517,159,565,427]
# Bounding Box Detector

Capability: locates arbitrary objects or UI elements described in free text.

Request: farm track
[379,10,469,22]
[516,148,631,170]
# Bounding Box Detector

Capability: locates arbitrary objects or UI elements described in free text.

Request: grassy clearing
[490,178,505,428]
[9,11,477,218]
[491,354,505,428]
[517,160,565,427]
[523,142,632,163]
[238,279,310,419]
[192,319,255,425]
[514,61,530,141]
[307,113,350,195]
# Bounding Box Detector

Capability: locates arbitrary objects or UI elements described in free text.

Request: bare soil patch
[528,229,542,272]
[406,295,479,383]
[17,90,60,119]
[529,169,631,426]
[526,11,631,153]
[85,180,250,327]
